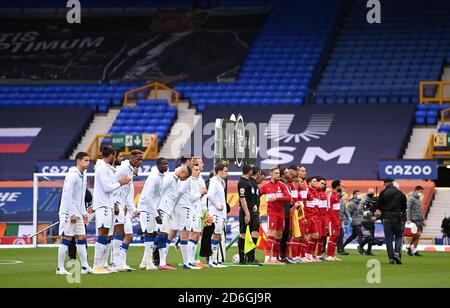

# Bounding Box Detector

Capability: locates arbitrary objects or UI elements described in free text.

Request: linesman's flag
[256,225,268,251]
[244,225,256,254]
[292,209,302,238]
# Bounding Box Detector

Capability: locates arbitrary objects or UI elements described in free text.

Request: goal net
[31,172,150,248]
[30,172,242,248]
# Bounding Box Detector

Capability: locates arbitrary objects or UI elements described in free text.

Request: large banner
[185,105,416,180]
[0,107,93,181]
[0,9,268,82]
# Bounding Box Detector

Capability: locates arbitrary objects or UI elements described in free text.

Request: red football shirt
[260,180,292,218]
[317,189,329,219]
[304,187,318,219]
[328,191,341,222]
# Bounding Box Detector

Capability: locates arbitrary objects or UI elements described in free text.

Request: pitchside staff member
[406,186,425,257]
[249,166,264,265]
[238,165,261,265]
[376,179,407,265]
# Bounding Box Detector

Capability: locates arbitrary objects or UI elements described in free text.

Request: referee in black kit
[238,164,262,265]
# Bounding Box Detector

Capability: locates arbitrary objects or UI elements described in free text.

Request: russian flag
[0,128,41,154]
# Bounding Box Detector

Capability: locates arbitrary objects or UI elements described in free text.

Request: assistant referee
[238,164,261,265]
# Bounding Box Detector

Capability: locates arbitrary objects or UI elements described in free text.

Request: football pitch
[0,248,449,288]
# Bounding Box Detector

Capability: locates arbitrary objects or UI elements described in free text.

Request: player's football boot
[159,264,177,270]
[145,263,159,271]
[139,260,147,270]
[92,267,111,275]
[81,266,94,274]
[56,268,71,275]
[188,263,202,270]
[123,265,136,272]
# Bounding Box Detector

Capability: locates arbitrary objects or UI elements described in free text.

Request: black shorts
[239,210,261,234]
[412,220,424,231]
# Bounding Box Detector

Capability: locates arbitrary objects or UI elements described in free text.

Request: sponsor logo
[379,160,438,180]
[265,114,334,143]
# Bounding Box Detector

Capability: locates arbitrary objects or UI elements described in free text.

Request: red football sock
[272,239,280,259]
[300,241,307,258]
[317,239,324,257]
[286,240,292,259]
[266,236,274,257]
[307,241,316,256]
[293,239,300,258]
[327,241,336,257]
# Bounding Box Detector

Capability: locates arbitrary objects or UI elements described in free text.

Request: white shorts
[113,206,134,235]
[124,213,133,235]
[59,214,86,237]
[95,207,114,236]
[140,211,157,234]
[191,210,202,233]
[114,205,126,226]
[172,206,192,232]
[157,210,172,234]
[213,215,225,235]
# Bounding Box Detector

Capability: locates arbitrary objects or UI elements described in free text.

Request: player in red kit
[316,177,329,260]
[286,167,302,264]
[304,177,321,262]
[260,168,292,264]
[326,180,343,261]
[296,166,309,262]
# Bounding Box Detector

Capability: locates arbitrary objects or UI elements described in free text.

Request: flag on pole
[244,225,256,254]
[256,225,268,251]
[292,209,302,238]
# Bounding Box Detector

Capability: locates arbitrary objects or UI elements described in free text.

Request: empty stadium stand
[416,104,449,126]
[175,0,345,111]
[315,0,450,105]
[0,84,139,112]
[109,99,177,145]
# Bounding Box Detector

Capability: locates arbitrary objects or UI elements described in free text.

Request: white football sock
[57,243,69,270]
[211,241,219,264]
[93,242,106,269]
[102,243,111,268]
[180,241,190,266]
[159,246,167,266]
[118,243,129,266]
[188,240,196,264]
[76,244,89,268]
[112,239,122,265]
[144,241,155,266]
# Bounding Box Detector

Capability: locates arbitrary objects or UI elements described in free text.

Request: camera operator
[376,179,407,265]
[358,188,379,256]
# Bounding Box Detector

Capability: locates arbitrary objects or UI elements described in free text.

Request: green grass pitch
[0,247,449,288]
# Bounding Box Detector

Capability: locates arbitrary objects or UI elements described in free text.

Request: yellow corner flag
[244,225,256,254]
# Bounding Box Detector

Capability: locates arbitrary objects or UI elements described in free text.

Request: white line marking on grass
[0,260,24,265]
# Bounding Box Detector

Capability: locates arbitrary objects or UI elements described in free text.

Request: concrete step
[403,127,436,159]
[159,101,200,159]
[422,187,450,237]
